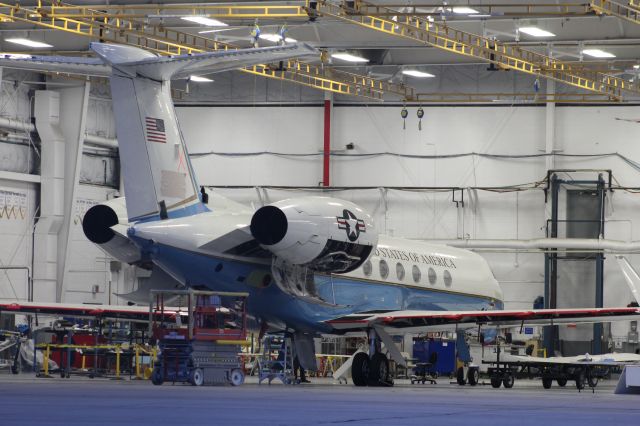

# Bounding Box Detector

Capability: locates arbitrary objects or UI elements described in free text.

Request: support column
[543,174,560,357]
[322,92,332,187]
[545,80,556,171]
[33,82,91,302]
[58,83,91,302]
[594,174,606,354]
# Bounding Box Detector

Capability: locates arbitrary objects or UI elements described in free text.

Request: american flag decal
[145,117,166,143]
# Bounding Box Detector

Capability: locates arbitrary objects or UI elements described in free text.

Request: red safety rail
[192,294,247,341]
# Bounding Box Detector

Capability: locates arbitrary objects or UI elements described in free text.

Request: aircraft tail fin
[90,43,315,222]
[615,255,640,306]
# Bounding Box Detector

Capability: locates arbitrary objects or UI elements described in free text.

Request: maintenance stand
[149,289,248,386]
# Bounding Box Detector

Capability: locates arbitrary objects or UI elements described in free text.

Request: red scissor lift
[149,289,248,386]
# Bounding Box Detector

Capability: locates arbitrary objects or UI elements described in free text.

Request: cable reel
[417,106,424,131]
[401,106,408,129]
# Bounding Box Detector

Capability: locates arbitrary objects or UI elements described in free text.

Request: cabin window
[379,259,389,279]
[444,270,452,287]
[363,260,372,277]
[396,263,405,281]
[412,265,421,283]
[428,267,437,285]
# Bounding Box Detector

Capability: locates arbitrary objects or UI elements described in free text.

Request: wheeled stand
[149,289,248,387]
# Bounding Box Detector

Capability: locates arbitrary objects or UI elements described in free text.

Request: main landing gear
[351,329,396,387]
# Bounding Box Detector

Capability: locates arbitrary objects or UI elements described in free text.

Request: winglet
[615,255,640,305]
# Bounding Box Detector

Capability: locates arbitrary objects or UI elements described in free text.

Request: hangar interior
[1,0,640,376]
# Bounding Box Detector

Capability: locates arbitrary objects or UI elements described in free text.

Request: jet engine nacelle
[250,197,377,273]
[82,197,142,264]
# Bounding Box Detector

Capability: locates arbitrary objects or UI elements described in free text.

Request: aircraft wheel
[490,377,502,388]
[575,371,585,391]
[503,373,514,389]
[229,369,245,386]
[587,373,599,388]
[542,377,552,389]
[456,367,467,386]
[468,367,479,386]
[368,353,390,386]
[351,352,370,387]
[557,378,567,387]
[151,368,164,386]
[190,368,204,386]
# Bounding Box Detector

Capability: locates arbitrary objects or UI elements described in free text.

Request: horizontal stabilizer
[93,42,317,81]
[0,53,110,77]
[0,43,317,82]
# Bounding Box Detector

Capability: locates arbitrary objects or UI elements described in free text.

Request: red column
[323,99,331,187]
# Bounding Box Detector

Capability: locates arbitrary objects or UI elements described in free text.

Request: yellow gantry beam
[316,0,638,100]
[8,2,598,20]
[26,2,308,20]
[0,2,414,101]
[591,0,640,25]
[414,92,617,103]
[355,2,595,17]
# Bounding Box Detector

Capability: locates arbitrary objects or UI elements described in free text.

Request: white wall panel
[62,184,136,305]
[0,180,36,300]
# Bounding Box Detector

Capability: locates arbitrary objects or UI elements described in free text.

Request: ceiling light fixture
[181,16,228,27]
[331,52,369,63]
[518,27,555,38]
[5,38,52,48]
[190,75,214,82]
[452,7,479,14]
[582,49,616,58]
[402,69,436,78]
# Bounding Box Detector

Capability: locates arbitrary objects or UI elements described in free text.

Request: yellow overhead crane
[414,92,617,104]
[354,2,596,17]
[591,0,640,25]
[314,0,639,101]
[2,2,600,20]
[19,3,308,20]
[0,1,414,101]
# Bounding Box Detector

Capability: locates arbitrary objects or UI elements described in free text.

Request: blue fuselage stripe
[144,243,502,333]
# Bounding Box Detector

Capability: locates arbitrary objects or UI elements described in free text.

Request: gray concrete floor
[0,374,638,426]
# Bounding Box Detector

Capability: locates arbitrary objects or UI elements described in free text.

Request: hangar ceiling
[1,0,640,103]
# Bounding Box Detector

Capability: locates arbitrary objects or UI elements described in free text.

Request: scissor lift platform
[149,289,248,386]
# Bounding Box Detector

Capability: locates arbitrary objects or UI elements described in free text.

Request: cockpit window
[444,270,452,287]
[428,267,437,285]
[396,263,405,281]
[412,265,421,283]
[363,260,372,277]
[379,259,389,279]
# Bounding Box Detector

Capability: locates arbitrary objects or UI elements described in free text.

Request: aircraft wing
[501,353,640,365]
[0,300,177,323]
[325,307,640,334]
